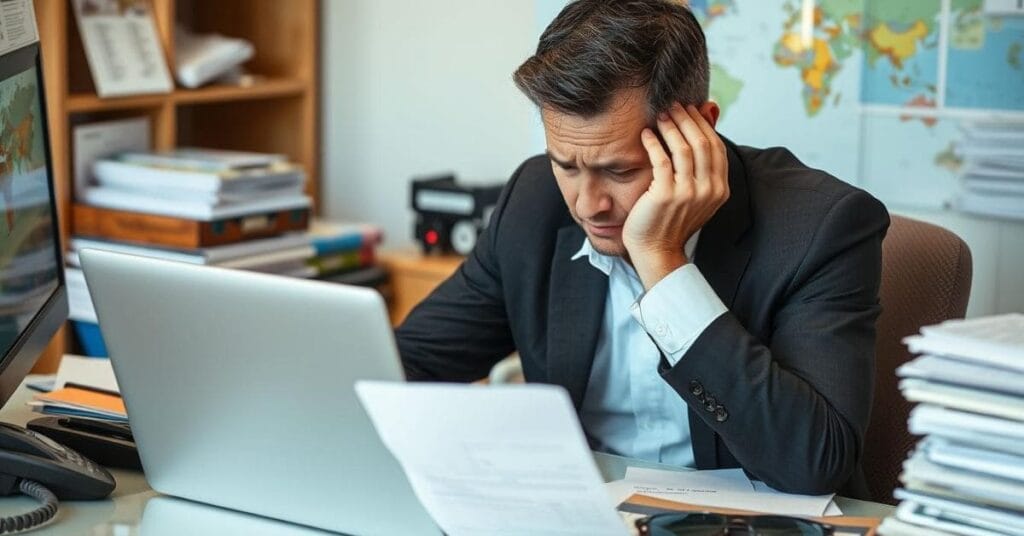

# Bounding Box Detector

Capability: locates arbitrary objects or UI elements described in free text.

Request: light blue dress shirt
[576,232,727,467]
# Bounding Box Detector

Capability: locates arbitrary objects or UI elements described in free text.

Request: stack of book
[304,221,386,287]
[879,314,1024,535]
[79,147,311,222]
[955,121,1024,221]
[69,146,315,355]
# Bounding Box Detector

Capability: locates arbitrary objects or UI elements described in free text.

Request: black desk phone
[0,421,115,533]
[26,416,141,471]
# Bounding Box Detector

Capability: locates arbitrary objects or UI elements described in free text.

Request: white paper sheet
[924,437,1024,483]
[54,354,119,393]
[0,0,38,57]
[72,117,151,200]
[902,451,1024,506]
[900,378,1024,421]
[621,467,754,505]
[909,405,1024,457]
[355,381,628,536]
[905,313,1024,371]
[898,354,1024,396]
[894,489,1024,534]
[603,466,834,517]
[71,0,173,97]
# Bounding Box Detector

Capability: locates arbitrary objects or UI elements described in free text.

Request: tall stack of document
[955,121,1024,221]
[879,314,1024,535]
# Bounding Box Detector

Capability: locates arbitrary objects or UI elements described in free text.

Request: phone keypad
[26,429,107,478]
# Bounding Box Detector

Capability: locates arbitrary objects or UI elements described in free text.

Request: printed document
[71,0,173,97]
[355,381,628,536]
[607,466,836,517]
[0,0,37,56]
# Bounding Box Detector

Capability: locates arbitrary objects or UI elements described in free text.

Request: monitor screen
[0,43,65,409]
[0,63,58,353]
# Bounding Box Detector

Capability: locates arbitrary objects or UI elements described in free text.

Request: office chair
[862,215,972,504]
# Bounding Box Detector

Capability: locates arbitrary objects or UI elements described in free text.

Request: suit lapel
[689,140,753,469]
[547,225,607,411]
[694,140,752,309]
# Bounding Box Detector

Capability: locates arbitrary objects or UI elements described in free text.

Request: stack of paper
[879,314,1024,535]
[955,121,1024,221]
[27,355,126,423]
[604,467,841,518]
[84,148,309,221]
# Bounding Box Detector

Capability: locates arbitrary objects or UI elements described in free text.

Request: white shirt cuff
[629,264,727,366]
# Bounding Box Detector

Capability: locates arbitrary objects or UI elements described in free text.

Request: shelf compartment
[67,78,307,113]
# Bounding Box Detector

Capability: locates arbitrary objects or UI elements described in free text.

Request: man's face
[543,89,654,257]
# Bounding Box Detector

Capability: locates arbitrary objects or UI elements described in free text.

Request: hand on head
[624,102,730,289]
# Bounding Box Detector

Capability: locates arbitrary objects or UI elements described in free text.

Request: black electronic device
[0,422,115,500]
[411,174,503,255]
[0,40,115,534]
[27,417,141,471]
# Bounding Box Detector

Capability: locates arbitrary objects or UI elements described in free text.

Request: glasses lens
[638,513,728,535]
[747,515,831,535]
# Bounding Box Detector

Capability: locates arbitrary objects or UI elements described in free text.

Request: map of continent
[772,0,863,116]
[0,68,47,243]
[0,76,44,177]
[860,0,941,108]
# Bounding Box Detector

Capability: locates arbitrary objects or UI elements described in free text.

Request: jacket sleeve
[661,189,889,495]
[394,162,527,382]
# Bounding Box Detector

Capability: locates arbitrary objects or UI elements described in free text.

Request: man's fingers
[655,111,691,184]
[671,105,712,186]
[685,105,728,194]
[640,128,675,197]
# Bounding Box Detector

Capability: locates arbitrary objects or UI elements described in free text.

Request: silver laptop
[79,248,440,536]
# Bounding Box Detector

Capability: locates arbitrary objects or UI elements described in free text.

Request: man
[397,0,888,499]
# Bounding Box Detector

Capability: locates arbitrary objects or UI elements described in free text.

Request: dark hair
[513,0,709,119]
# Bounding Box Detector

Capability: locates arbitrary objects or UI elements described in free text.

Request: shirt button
[715,406,729,423]
[655,323,667,336]
[689,380,704,396]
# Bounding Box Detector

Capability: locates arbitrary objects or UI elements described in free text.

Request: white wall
[321,0,539,249]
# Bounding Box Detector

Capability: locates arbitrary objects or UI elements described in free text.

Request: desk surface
[0,378,893,534]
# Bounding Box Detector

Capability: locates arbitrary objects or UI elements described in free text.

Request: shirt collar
[571,230,702,277]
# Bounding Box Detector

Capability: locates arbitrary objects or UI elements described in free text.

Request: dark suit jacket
[396,140,889,498]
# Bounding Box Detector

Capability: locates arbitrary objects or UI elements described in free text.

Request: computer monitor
[0,41,66,412]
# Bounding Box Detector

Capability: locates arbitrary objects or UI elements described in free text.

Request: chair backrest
[863,215,972,504]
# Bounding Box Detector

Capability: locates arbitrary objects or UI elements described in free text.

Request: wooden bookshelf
[31,0,321,372]
[66,78,308,112]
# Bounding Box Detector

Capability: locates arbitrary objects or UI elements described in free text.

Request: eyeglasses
[636,512,835,535]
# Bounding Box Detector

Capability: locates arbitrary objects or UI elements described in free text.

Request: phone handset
[0,422,115,533]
